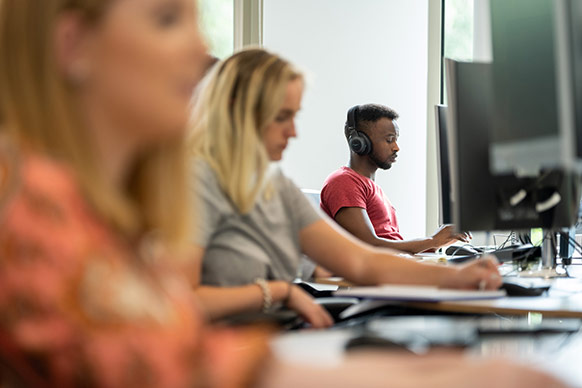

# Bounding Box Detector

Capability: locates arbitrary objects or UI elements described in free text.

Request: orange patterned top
[0,150,266,388]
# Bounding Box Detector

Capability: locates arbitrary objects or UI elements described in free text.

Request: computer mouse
[500,280,550,297]
[344,334,413,353]
[446,245,479,256]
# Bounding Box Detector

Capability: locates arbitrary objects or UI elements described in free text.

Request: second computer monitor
[445,59,497,231]
[435,104,453,225]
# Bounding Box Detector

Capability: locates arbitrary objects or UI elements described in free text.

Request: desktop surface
[406,272,582,318]
[279,266,582,387]
[271,315,582,387]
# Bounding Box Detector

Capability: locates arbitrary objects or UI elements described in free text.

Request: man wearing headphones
[320,104,469,254]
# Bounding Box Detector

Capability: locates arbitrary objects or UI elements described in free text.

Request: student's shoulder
[323,167,367,190]
[191,157,215,180]
[270,168,305,201]
[190,157,225,196]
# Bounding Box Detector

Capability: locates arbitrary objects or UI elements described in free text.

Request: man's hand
[431,225,471,249]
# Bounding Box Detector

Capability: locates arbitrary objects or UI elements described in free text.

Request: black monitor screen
[435,105,452,225]
[445,60,497,231]
[569,0,582,159]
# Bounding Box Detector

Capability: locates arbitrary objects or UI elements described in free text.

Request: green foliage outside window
[198,0,234,59]
[444,0,474,61]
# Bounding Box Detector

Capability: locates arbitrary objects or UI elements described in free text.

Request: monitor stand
[518,230,568,278]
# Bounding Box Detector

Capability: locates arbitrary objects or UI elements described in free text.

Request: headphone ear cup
[349,131,373,156]
[360,131,373,155]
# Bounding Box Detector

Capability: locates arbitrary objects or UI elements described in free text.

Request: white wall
[263,0,430,238]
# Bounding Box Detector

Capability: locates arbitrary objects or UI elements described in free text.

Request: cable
[498,232,514,250]
[491,232,513,251]
[565,235,582,257]
[499,232,547,264]
[568,234,582,251]
[542,229,555,246]
[508,245,540,263]
[519,232,533,245]
[567,235,582,257]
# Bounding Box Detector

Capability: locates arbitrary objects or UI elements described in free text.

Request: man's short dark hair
[344,103,399,140]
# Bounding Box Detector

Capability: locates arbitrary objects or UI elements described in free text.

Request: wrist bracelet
[283,282,293,306]
[254,278,272,313]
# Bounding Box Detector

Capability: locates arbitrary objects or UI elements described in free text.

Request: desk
[319,266,582,318]
[408,293,582,318]
[271,319,582,387]
[410,267,582,318]
[286,268,582,387]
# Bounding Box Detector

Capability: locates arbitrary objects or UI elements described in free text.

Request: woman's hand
[440,255,502,290]
[284,285,334,328]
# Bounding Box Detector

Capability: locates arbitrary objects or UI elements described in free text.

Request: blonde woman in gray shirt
[189,49,501,328]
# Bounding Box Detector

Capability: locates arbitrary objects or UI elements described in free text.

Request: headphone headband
[346,105,359,132]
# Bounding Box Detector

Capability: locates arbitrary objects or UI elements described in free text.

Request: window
[443,0,474,61]
[441,0,475,103]
[198,0,234,59]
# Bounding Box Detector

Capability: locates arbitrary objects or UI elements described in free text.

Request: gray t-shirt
[191,160,321,286]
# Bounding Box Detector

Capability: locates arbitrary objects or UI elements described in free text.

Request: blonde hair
[190,48,302,214]
[0,0,191,252]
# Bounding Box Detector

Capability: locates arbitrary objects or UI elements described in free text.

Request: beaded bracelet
[254,278,272,313]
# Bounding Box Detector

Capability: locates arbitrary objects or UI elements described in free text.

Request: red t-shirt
[320,166,404,241]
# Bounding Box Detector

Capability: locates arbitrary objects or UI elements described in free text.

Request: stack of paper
[335,284,506,302]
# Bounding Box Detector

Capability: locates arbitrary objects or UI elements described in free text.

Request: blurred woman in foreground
[0,0,266,386]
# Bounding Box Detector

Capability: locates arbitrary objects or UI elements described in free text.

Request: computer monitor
[488,0,577,175]
[445,58,580,232]
[569,0,582,160]
[434,105,453,225]
[444,60,497,231]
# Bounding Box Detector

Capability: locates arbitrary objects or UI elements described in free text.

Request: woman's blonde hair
[0,0,191,252]
[190,48,302,214]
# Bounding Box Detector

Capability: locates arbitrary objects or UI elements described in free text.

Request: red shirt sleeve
[320,171,368,219]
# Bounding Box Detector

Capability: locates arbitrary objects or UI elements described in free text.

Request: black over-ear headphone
[346,105,372,156]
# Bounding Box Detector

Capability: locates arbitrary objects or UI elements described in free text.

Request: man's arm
[334,207,469,254]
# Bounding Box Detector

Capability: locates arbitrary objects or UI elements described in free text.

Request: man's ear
[54,12,93,83]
